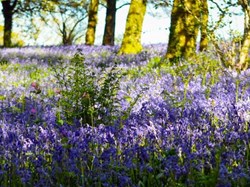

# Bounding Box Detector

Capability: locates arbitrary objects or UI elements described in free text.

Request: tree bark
[118,0,147,54]
[237,0,250,70]
[2,0,17,47]
[165,0,200,62]
[85,0,99,45]
[238,30,250,70]
[199,0,209,51]
[102,0,116,46]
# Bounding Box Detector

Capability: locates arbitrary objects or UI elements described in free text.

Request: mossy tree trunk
[118,0,147,54]
[85,0,99,45]
[237,0,250,70]
[102,0,117,46]
[199,0,209,51]
[2,0,18,47]
[165,0,201,62]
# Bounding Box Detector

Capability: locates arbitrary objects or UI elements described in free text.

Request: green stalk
[235,78,240,102]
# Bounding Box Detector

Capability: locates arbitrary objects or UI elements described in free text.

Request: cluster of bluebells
[0,44,166,67]
[0,44,250,186]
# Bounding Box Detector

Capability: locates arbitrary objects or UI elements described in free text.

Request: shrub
[51,49,122,126]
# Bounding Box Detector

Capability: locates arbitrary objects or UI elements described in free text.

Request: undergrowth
[50,49,122,126]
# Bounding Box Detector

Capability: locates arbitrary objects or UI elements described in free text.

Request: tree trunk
[2,0,15,47]
[237,0,250,70]
[102,0,116,46]
[62,22,68,45]
[85,0,99,45]
[238,30,250,70]
[118,0,147,54]
[238,0,250,36]
[165,0,200,62]
[199,0,209,51]
[3,12,12,47]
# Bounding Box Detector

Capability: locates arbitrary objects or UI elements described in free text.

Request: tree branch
[116,3,130,11]
[209,0,225,13]
[68,15,88,40]
[11,0,18,10]
[99,2,107,8]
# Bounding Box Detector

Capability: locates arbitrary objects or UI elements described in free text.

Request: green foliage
[51,49,122,126]
[0,57,9,66]
[0,53,10,70]
[125,56,163,79]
